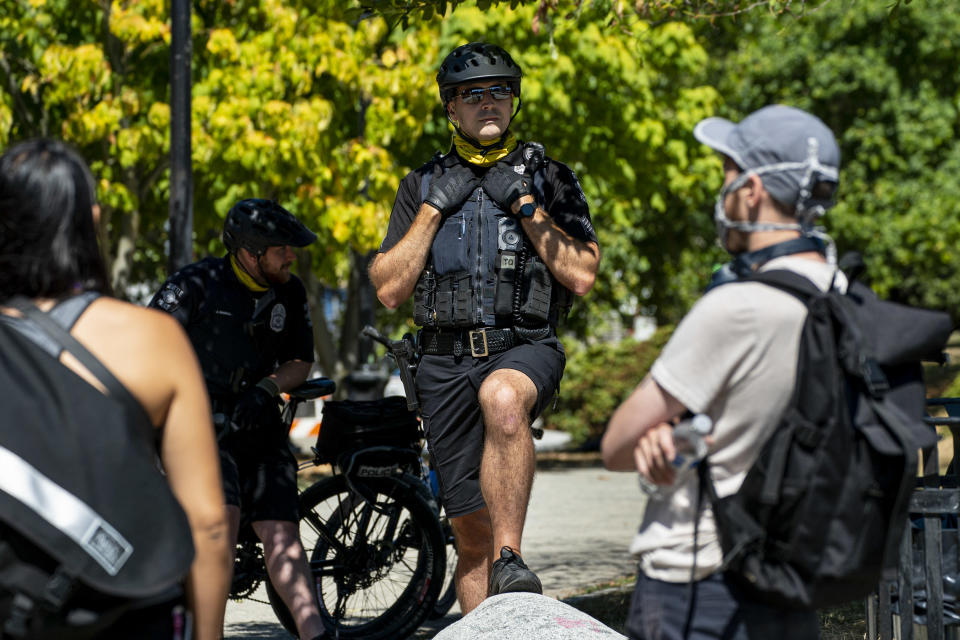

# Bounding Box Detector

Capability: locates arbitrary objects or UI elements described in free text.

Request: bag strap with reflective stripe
[4,297,145,420]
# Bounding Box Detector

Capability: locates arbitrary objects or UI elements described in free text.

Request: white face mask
[713,137,839,258]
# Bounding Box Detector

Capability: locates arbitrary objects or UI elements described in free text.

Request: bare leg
[449,509,494,613]
[478,369,538,555]
[253,519,325,639]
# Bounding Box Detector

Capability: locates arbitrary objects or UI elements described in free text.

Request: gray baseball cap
[694,105,840,208]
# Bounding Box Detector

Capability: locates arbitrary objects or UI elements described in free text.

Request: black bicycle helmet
[436,42,522,104]
[223,198,316,256]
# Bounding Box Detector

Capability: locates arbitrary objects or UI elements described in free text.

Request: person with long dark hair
[0,139,231,640]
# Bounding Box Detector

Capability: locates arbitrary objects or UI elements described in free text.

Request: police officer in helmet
[370,42,601,613]
[150,199,326,639]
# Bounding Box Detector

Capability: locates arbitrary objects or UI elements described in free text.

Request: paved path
[225,465,644,639]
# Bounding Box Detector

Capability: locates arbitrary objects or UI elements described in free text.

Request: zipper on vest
[475,188,485,325]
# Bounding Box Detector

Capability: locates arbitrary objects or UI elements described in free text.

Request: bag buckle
[469,329,489,358]
[4,594,34,638]
[861,356,889,397]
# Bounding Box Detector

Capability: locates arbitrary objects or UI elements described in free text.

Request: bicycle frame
[294,445,424,578]
[239,326,448,638]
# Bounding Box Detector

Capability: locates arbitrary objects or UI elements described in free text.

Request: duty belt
[419,328,516,358]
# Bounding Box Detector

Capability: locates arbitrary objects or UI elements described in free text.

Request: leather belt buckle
[468,329,489,358]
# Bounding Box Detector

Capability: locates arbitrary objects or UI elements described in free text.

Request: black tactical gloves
[482,162,531,212]
[424,163,480,215]
[232,382,281,432]
[482,142,545,213]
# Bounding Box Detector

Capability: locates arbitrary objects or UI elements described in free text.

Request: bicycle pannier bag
[316,397,421,464]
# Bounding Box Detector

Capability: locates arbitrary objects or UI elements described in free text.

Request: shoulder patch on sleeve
[155,283,185,312]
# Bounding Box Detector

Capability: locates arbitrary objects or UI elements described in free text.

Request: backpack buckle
[861,357,889,397]
[4,594,35,638]
[42,568,74,610]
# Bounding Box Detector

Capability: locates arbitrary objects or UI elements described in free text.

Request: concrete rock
[432,592,627,640]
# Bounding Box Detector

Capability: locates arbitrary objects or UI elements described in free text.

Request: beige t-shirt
[630,256,846,582]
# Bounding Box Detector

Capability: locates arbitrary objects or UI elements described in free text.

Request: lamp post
[168,0,193,272]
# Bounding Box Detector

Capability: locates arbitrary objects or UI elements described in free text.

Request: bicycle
[358,325,459,621]
[228,369,447,639]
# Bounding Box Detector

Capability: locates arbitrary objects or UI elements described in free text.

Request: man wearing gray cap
[601,105,842,639]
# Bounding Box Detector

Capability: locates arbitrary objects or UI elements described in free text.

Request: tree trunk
[338,249,377,370]
[296,250,341,382]
[109,206,139,298]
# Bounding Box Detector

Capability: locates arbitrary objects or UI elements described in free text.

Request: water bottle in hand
[639,414,713,500]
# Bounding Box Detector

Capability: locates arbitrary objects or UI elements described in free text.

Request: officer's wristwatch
[518,202,536,218]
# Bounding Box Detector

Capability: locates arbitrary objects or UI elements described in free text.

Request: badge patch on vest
[270,304,286,332]
[156,283,184,312]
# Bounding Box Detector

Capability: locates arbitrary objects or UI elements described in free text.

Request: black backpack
[0,298,195,638]
[702,269,953,610]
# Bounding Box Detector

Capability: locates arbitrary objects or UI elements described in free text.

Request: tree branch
[0,53,43,136]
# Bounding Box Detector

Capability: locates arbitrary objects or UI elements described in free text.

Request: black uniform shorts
[219,432,299,523]
[415,337,565,519]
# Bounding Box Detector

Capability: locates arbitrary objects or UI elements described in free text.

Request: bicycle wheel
[429,514,458,619]
[266,473,445,639]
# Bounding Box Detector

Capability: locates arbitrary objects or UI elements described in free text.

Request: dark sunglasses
[457,85,513,104]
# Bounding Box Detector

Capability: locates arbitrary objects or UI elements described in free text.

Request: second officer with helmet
[150,198,327,640]
[370,42,601,613]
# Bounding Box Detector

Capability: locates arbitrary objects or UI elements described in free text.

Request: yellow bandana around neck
[453,131,518,167]
[230,254,269,293]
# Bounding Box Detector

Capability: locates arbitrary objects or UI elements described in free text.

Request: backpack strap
[697,459,760,570]
[743,268,823,300]
[0,292,98,360]
[736,271,919,580]
[748,270,894,397]
[48,292,100,330]
[3,297,149,424]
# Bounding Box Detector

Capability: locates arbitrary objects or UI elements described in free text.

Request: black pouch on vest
[519,256,552,324]
[414,269,437,327]
[433,272,473,327]
[434,274,454,326]
[453,272,473,326]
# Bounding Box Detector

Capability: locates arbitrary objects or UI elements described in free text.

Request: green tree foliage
[0,0,443,379]
[543,327,673,446]
[696,0,960,319]
[1,0,170,291]
[353,0,839,30]
[0,0,730,382]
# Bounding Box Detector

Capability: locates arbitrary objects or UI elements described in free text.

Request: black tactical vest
[181,262,292,397]
[414,156,572,332]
